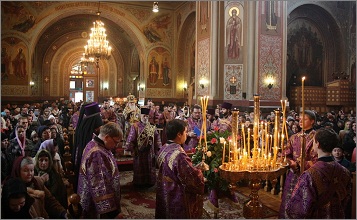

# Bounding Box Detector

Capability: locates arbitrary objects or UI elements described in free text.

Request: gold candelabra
[220,95,288,172]
[219,95,289,218]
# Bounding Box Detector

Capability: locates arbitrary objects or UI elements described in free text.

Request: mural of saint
[162,57,170,86]
[149,56,159,85]
[226,8,241,59]
[12,48,26,78]
[1,47,11,81]
[295,35,312,68]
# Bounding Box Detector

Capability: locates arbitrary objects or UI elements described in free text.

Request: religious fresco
[224,3,244,64]
[143,13,172,44]
[1,37,28,86]
[287,20,324,87]
[1,2,36,33]
[147,47,172,88]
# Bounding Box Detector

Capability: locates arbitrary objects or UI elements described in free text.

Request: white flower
[219,137,225,143]
[206,151,212,157]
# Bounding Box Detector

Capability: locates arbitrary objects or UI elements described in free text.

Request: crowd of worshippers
[1,95,356,218]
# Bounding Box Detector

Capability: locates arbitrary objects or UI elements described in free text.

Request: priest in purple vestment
[125,107,162,187]
[211,102,233,132]
[286,128,352,219]
[156,119,205,219]
[185,104,211,151]
[77,122,123,219]
[279,110,318,218]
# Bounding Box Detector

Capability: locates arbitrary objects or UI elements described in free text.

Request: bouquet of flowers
[191,127,231,191]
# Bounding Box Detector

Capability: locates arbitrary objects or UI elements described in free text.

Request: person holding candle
[285,128,352,219]
[279,110,318,218]
[185,104,209,152]
[155,119,205,219]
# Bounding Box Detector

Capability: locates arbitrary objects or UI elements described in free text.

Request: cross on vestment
[44,77,49,83]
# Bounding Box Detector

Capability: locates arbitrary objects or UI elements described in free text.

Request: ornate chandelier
[84,2,111,66]
[80,53,95,65]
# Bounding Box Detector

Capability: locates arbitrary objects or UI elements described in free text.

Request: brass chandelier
[84,2,111,66]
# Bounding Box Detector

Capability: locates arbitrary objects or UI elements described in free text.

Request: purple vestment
[211,115,232,133]
[125,121,162,186]
[185,117,210,151]
[279,130,318,218]
[77,136,121,218]
[155,142,205,219]
[286,159,352,218]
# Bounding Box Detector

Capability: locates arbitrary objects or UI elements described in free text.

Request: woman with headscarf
[34,149,68,208]
[38,139,63,175]
[10,156,68,218]
[5,125,33,178]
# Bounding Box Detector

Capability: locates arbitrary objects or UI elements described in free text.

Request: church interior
[1,1,356,219]
[1,1,356,113]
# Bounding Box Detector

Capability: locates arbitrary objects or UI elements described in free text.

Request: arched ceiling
[36,13,134,62]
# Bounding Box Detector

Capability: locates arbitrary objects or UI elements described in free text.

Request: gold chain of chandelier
[84,1,111,66]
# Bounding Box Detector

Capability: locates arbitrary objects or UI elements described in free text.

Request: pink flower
[214,168,218,173]
[211,138,217,144]
[214,126,219,131]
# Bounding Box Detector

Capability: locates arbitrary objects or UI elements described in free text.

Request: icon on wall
[86,91,94,102]
[86,79,94,88]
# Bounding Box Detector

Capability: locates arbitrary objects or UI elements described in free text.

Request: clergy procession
[1,97,355,219]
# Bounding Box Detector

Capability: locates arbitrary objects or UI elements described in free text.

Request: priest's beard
[128,103,136,111]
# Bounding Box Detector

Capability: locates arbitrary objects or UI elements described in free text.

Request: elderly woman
[10,156,68,218]
[34,149,68,208]
[38,139,64,175]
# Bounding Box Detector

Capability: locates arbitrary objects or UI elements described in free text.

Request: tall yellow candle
[242,124,246,153]
[265,123,268,155]
[280,134,285,161]
[247,128,250,156]
[301,77,305,132]
[254,122,258,150]
[269,134,273,153]
[222,141,226,164]
[273,111,279,150]
[266,133,269,155]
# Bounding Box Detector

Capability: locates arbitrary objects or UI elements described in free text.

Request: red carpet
[119,171,279,219]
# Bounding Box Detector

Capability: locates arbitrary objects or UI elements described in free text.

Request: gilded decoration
[1,85,28,96]
[146,88,172,98]
[197,38,210,96]
[224,64,243,100]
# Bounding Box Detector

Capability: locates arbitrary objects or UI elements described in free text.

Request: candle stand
[219,163,288,219]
